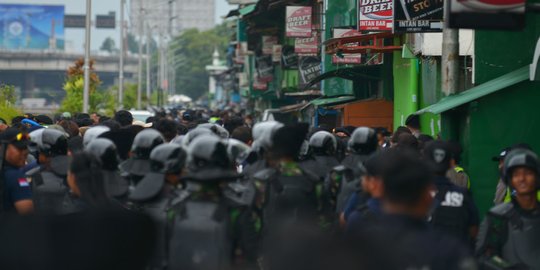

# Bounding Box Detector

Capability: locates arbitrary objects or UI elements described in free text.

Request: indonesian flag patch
[18,178,29,187]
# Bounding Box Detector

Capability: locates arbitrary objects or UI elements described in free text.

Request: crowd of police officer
[0,111,539,270]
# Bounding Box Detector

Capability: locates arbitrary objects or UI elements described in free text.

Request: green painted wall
[392,50,419,130]
[446,12,540,216]
[322,0,357,96]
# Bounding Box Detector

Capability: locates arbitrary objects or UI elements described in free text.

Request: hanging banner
[449,0,525,30]
[393,0,444,33]
[272,45,282,62]
[256,54,274,82]
[298,56,321,89]
[281,45,298,69]
[358,0,393,31]
[332,29,362,65]
[262,36,278,54]
[285,6,312,38]
[295,34,318,54]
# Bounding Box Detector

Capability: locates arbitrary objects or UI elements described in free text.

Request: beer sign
[295,35,318,54]
[358,0,393,31]
[393,0,444,33]
[286,6,312,38]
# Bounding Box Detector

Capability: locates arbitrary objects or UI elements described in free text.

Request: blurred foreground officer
[168,135,242,270]
[129,143,186,270]
[0,128,33,215]
[28,128,70,214]
[373,150,475,270]
[476,148,540,269]
[423,140,479,245]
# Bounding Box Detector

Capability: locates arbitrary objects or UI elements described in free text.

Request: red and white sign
[262,36,278,55]
[452,0,524,12]
[286,6,312,38]
[358,0,393,31]
[295,35,318,54]
[332,29,362,64]
[272,45,282,62]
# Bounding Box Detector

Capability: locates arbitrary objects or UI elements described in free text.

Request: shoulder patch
[18,178,30,187]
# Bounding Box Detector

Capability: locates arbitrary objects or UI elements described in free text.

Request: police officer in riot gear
[82,125,110,148]
[129,143,187,270]
[242,121,284,179]
[120,128,164,186]
[28,128,71,214]
[423,140,479,246]
[85,138,129,200]
[168,134,243,270]
[476,148,540,269]
[300,131,340,182]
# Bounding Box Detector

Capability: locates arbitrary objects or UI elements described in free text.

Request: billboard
[393,0,443,33]
[286,6,312,38]
[332,29,363,65]
[449,0,525,30]
[0,4,64,50]
[298,56,321,89]
[358,0,393,31]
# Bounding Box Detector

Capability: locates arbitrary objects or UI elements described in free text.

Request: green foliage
[60,59,102,113]
[100,37,117,53]
[170,23,232,100]
[0,84,20,123]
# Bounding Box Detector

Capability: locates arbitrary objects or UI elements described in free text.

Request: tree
[0,84,20,123]
[100,37,117,53]
[60,58,102,113]
[170,23,233,100]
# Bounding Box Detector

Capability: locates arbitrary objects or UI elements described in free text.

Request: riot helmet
[150,144,186,175]
[86,138,120,171]
[348,127,378,155]
[503,148,540,187]
[38,128,69,156]
[131,128,165,159]
[226,138,251,164]
[252,121,284,151]
[197,123,230,139]
[83,126,110,148]
[309,131,337,156]
[181,127,215,149]
[184,135,239,181]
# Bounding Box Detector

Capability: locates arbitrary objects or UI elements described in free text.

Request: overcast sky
[0,0,236,52]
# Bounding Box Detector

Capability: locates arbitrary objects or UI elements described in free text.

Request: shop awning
[239,4,257,16]
[224,9,240,18]
[301,67,380,91]
[416,65,530,115]
[310,96,356,107]
[279,101,311,113]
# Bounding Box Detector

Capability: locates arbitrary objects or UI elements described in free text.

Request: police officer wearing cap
[476,148,540,269]
[0,128,34,215]
[129,143,187,270]
[423,140,479,246]
[27,128,70,214]
[120,128,165,186]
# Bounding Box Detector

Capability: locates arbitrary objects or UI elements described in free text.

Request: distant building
[129,0,215,37]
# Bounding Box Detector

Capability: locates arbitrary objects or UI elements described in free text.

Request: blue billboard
[0,4,64,50]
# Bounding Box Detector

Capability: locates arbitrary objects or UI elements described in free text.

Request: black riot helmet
[38,128,68,156]
[184,134,239,182]
[503,148,540,187]
[309,131,337,156]
[348,127,378,155]
[150,144,186,175]
[422,140,451,176]
[86,138,120,171]
[131,129,165,159]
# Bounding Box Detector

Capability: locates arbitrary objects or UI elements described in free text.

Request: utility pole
[83,0,92,113]
[146,22,151,107]
[118,0,125,109]
[442,1,459,96]
[136,7,143,110]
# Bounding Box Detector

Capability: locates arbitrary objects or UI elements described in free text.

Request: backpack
[31,170,69,215]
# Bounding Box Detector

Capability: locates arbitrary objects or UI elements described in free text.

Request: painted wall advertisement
[358,0,393,31]
[449,0,525,30]
[298,56,321,89]
[0,4,65,50]
[332,29,362,65]
[285,6,312,38]
[295,35,318,54]
[393,0,444,33]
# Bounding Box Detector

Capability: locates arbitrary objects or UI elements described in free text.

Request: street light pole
[146,22,151,107]
[136,8,143,110]
[442,1,459,96]
[118,0,125,109]
[83,0,92,113]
